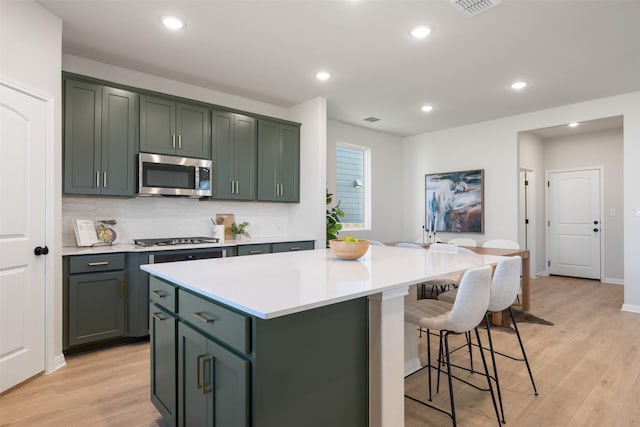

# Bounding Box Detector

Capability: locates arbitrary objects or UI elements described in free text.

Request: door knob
[34,246,49,256]
[593,220,599,225]
[593,228,599,233]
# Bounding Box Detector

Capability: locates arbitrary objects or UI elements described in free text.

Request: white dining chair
[368,240,386,246]
[448,238,477,247]
[404,265,500,426]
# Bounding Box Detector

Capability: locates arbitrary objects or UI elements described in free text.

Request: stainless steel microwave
[138,153,212,197]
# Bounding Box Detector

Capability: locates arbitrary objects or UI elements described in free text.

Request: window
[335,142,370,231]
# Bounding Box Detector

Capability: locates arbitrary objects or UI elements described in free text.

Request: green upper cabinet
[211,111,257,200]
[63,79,137,196]
[140,95,211,159]
[257,120,300,202]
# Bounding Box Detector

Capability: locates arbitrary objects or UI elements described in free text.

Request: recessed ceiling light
[161,16,185,30]
[315,71,331,81]
[421,105,434,113]
[410,25,432,39]
[510,81,528,90]
[568,122,579,128]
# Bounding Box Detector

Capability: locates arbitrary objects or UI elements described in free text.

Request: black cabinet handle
[34,246,49,256]
[593,228,599,232]
[593,220,599,225]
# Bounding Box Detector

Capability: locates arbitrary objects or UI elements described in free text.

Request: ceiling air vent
[363,116,380,123]
[450,0,502,16]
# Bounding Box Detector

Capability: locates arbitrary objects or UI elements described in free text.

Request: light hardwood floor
[1,276,639,426]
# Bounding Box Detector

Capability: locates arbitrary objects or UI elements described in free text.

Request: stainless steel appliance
[138,153,212,197]
[134,236,219,247]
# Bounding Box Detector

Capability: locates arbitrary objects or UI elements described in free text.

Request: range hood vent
[450,0,502,16]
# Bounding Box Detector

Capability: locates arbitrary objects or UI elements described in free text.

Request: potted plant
[326,189,344,247]
[227,221,250,240]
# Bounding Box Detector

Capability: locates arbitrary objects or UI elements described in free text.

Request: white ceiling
[38,0,640,137]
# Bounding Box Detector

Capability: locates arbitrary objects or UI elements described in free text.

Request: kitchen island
[141,245,505,427]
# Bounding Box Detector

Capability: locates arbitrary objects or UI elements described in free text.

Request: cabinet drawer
[272,241,314,253]
[69,253,125,274]
[149,276,177,312]
[237,243,271,256]
[179,290,250,354]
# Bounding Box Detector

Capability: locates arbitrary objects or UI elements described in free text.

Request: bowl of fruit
[329,237,370,260]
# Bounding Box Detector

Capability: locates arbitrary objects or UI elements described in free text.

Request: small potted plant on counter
[228,221,250,240]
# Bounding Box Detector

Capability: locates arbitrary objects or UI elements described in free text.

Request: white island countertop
[141,245,505,319]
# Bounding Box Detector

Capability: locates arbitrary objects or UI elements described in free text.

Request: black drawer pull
[193,312,215,324]
[88,261,109,266]
[151,290,168,298]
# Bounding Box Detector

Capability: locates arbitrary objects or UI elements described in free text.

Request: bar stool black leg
[444,332,457,426]
[485,313,506,423]
[508,307,538,396]
[474,327,501,427]
[427,328,433,401]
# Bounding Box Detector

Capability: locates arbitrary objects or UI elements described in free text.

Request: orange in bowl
[329,239,370,260]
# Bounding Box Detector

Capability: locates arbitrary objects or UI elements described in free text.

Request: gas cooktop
[133,237,219,247]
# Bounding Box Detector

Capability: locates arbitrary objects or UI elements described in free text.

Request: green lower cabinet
[67,271,125,347]
[64,253,127,351]
[150,305,177,427]
[149,275,367,427]
[178,322,249,427]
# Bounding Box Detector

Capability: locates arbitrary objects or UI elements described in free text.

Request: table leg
[369,287,409,427]
[522,255,531,311]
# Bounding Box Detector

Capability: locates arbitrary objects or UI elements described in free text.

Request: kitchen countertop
[140,245,505,319]
[61,235,316,256]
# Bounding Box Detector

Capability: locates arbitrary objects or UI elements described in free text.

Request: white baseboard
[47,353,67,374]
[621,304,640,314]
[602,277,624,285]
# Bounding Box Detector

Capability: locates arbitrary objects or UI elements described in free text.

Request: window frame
[335,141,371,232]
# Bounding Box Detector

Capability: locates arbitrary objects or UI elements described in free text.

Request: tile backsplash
[62,197,291,246]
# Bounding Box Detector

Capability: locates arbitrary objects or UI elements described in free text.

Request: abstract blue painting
[425,169,484,233]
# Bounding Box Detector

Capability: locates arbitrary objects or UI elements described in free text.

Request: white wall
[402,120,518,244]
[543,128,624,283]
[288,97,328,248]
[61,56,325,246]
[518,132,545,275]
[401,92,640,312]
[0,1,64,371]
[326,119,403,243]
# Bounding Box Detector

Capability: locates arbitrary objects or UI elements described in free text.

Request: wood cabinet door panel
[140,95,175,155]
[150,305,177,427]
[101,87,137,196]
[233,114,257,200]
[176,103,210,159]
[68,271,125,346]
[63,80,101,195]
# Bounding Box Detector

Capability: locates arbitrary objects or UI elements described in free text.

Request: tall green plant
[326,189,344,247]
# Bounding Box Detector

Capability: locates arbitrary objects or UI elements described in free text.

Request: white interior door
[0,83,47,392]
[547,169,601,279]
